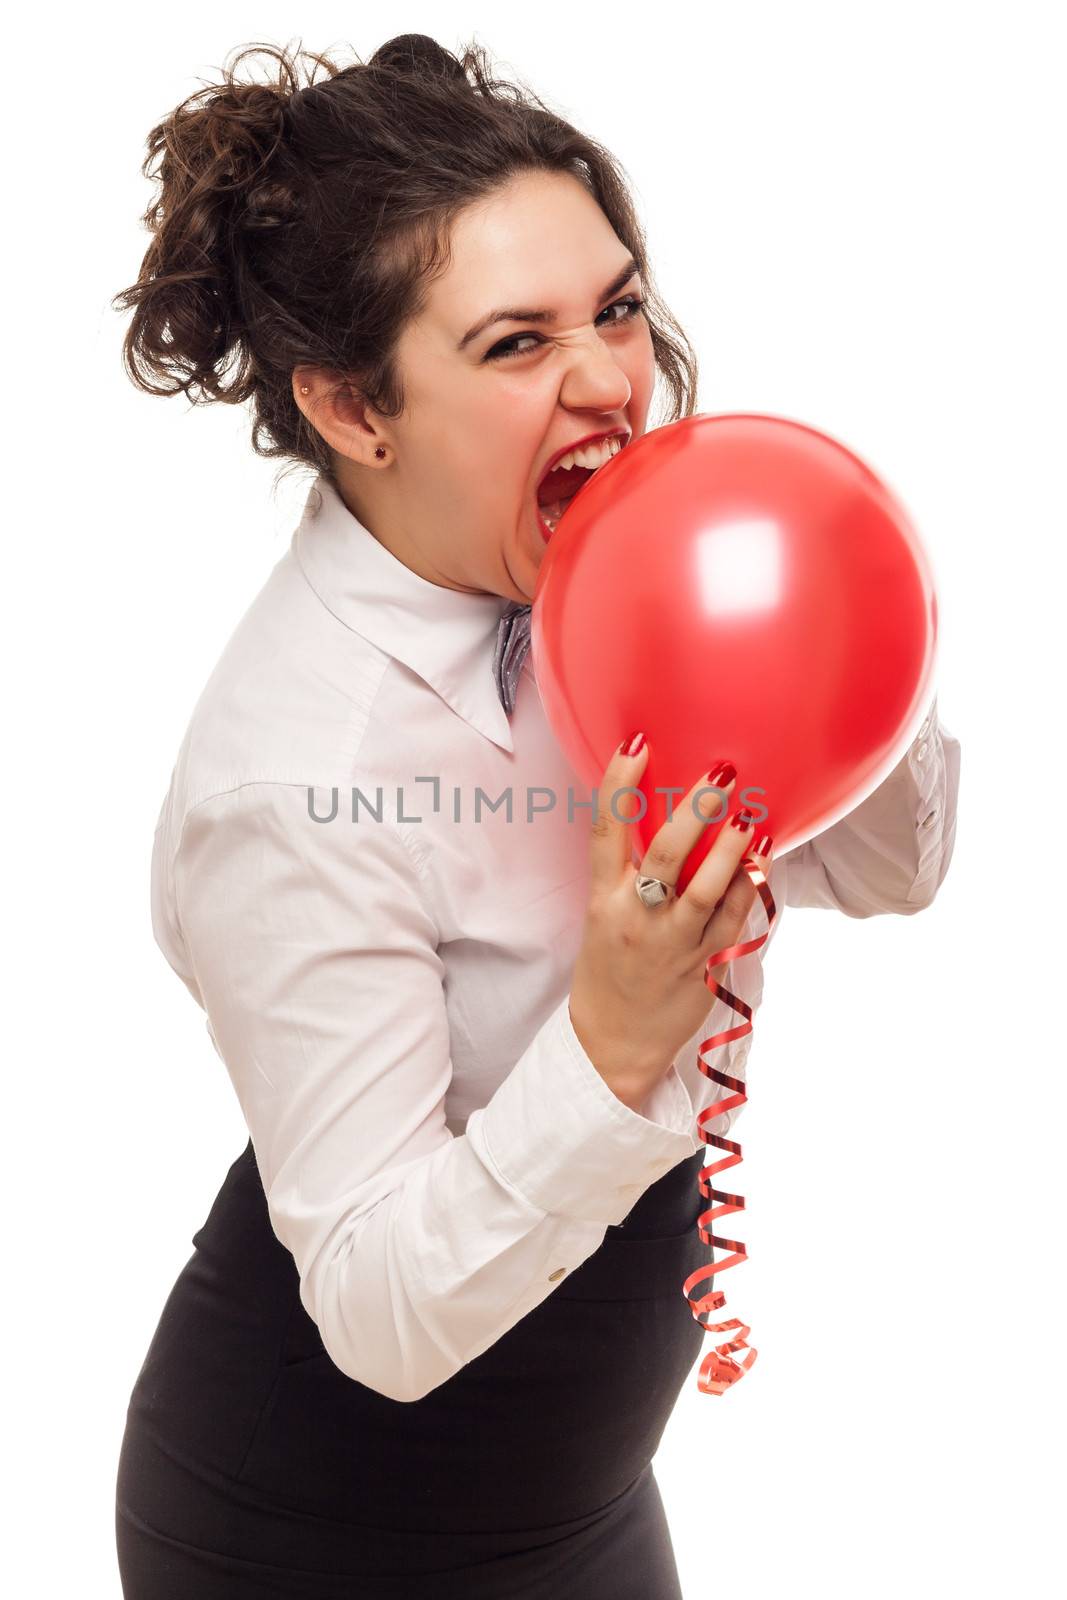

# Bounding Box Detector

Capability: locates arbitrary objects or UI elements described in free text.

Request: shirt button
[547,1267,567,1281]
[916,741,928,761]
[922,807,939,828]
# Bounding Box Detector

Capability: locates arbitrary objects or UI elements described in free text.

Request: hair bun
[368,33,467,82]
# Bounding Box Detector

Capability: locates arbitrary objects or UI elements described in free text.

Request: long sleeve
[166,781,696,1404]
[777,695,961,917]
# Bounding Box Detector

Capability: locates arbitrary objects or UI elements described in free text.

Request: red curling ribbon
[682,854,778,1396]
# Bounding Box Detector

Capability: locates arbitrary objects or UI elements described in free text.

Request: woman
[112,34,961,1598]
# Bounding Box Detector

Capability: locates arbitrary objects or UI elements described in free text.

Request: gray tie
[492,601,532,717]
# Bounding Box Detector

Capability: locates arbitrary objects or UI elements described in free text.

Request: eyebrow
[456,256,642,352]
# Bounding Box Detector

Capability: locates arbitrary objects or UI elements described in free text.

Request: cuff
[904,693,958,906]
[469,994,698,1225]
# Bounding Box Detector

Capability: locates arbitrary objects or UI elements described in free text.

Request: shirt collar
[294,475,518,754]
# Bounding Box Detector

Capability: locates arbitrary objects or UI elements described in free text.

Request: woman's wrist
[567,997,670,1112]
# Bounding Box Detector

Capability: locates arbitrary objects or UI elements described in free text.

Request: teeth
[555,436,622,474]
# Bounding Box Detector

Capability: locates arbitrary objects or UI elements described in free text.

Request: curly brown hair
[112,33,700,493]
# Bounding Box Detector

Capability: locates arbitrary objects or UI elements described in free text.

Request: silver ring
[634,873,675,909]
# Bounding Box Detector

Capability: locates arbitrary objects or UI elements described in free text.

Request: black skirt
[115,1139,712,1598]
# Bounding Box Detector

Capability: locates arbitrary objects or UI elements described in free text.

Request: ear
[292,368,393,468]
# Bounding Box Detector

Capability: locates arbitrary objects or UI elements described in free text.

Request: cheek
[625,326,657,407]
[464,371,541,438]
[464,382,550,490]
[443,386,526,475]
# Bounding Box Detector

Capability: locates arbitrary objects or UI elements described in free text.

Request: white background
[6,3,1063,1595]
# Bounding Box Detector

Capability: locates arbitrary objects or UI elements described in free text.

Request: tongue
[537,461,595,506]
[540,493,578,527]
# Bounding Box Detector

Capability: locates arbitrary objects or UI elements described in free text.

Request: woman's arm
[776,695,961,917]
[162,781,696,1404]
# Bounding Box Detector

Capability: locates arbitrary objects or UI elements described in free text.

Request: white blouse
[151,475,961,1403]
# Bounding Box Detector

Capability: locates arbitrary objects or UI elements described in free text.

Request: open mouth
[535,434,629,541]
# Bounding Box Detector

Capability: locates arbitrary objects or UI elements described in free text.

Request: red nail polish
[730,808,757,832]
[752,832,773,858]
[620,730,645,757]
[706,761,736,787]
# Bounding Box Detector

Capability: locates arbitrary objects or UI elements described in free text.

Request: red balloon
[531,413,938,889]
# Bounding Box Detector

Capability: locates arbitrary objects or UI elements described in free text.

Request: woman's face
[321,168,656,602]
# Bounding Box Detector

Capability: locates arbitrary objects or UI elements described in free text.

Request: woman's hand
[568,733,769,1113]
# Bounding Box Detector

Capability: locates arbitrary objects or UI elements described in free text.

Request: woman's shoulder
[162,543,401,820]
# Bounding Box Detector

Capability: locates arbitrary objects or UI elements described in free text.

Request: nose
[557,329,632,414]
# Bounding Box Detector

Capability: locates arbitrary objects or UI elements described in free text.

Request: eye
[484,296,646,362]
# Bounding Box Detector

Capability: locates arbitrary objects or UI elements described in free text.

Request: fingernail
[751,832,773,858]
[706,761,736,787]
[620,730,645,757]
[730,808,757,833]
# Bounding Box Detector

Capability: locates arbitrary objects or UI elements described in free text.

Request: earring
[375,446,386,459]
[299,384,310,395]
